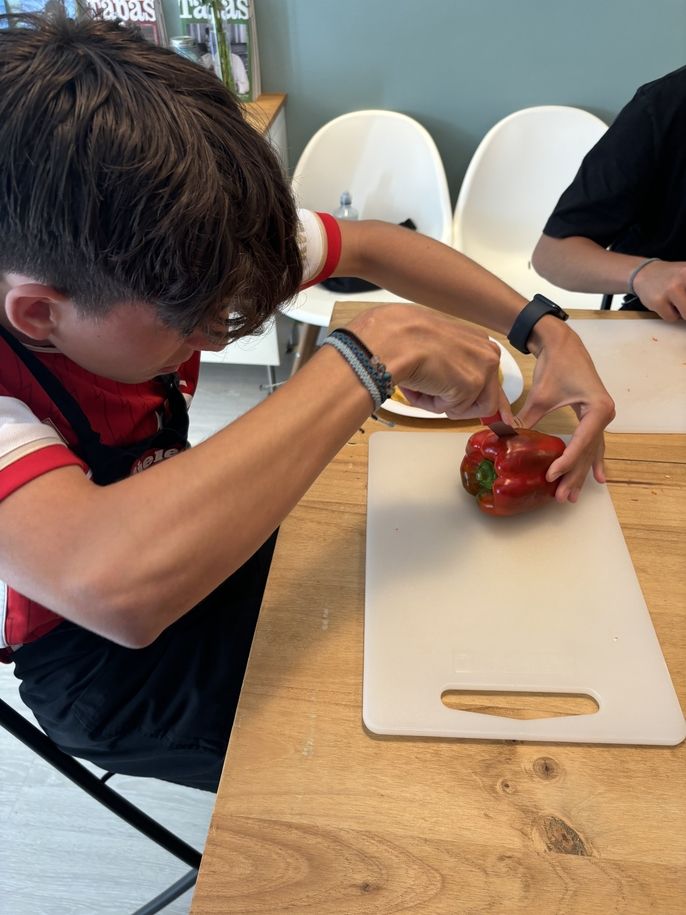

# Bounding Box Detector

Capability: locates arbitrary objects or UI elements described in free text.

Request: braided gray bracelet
[329,328,394,400]
[322,335,382,409]
[321,330,393,410]
[627,257,660,296]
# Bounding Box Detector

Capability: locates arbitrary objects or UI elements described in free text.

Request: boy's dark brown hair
[0,12,303,341]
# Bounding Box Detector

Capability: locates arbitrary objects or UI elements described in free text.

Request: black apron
[2,325,277,790]
[0,323,189,483]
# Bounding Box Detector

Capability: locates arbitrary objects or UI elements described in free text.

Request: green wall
[162,0,686,200]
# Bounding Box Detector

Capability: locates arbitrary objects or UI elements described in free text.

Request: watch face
[534,294,568,320]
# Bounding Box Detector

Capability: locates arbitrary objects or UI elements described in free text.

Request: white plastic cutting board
[364,432,686,745]
[569,318,686,433]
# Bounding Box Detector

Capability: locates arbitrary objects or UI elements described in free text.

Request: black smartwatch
[507,294,569,354]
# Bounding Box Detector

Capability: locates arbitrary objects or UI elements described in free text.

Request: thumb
[514,392,548,430]
[496,387,518,427]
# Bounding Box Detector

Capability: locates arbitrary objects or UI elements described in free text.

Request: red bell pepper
[460,429,566,516]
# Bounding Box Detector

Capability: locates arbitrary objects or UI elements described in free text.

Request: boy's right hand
[347,303,506,422]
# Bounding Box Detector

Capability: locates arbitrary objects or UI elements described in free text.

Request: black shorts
[11,531,278,792]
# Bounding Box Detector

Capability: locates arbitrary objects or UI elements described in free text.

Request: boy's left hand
[515,320,615,503]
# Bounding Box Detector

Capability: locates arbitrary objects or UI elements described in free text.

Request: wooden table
[192,307,686,914]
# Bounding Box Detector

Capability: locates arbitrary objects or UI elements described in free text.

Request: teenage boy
[0,13,614,791]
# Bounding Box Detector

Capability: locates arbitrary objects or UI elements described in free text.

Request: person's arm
[532,80,686,320]
[532,234,644,293]
[0,302,503,649]
[0,218,613,649]
[532,234,686,321]
[335,218,614,498]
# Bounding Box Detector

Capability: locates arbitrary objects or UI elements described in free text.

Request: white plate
[380,339,524,420]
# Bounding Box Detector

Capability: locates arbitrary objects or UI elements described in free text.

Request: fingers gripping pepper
[460,429,566,516]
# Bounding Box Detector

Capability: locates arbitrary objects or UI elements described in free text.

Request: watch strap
[507,294,569,354]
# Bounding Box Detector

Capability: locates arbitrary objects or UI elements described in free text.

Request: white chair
[452,105,608,310]
[285,110,453,370]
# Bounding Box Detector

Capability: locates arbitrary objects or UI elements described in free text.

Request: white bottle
[334,191,359,220]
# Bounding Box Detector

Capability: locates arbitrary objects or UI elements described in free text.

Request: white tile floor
[0,329,297,914]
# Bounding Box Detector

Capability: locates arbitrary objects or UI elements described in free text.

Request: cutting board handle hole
[441,690,599,720]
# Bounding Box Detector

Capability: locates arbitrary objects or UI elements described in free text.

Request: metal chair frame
[0,697,202,915]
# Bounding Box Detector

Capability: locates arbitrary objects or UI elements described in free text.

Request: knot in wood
[533,756,560,780]
[537,815,590,856]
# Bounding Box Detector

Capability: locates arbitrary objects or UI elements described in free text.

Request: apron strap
[0,324,107,448]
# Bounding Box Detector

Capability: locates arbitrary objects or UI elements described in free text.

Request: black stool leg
[1,698,202,911]
[132,868,199,915]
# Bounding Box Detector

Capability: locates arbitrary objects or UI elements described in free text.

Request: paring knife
[480,410,518,437]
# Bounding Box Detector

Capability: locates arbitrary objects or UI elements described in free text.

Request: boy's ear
[4,282,66,341]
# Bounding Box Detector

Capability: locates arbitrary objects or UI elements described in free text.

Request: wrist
[526,311,571,357]
[507,294,569,355]
[627,257,660,296]
[321,327,393,410]
[346,304,419,381]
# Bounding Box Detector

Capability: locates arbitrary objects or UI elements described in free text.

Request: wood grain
[192,308,686,914]
[243,93,287,134]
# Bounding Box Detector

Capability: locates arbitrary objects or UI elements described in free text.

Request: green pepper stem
[475,459,497,492]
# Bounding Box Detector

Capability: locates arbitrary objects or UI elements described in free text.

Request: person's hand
[347,304,508,422]
[516,319,615,503]
[399,377,515,425]
[632,260,686,320]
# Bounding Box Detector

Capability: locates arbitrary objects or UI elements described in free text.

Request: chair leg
[132,868,199,915]
[289,322,320,376]
[0,699,201,870]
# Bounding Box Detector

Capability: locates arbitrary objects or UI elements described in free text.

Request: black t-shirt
[544,65,686,260]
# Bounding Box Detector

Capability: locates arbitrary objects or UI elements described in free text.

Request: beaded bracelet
[321,328,393,410]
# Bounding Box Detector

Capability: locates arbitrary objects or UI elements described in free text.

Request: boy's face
[52,300,225,383]
[2,275,228,383]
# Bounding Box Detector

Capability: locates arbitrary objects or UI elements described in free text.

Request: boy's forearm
[333,219,611,414]
[531,234,649,294]
[0,346,375,647]
[0,303,507,648]
[338,219,526,334]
